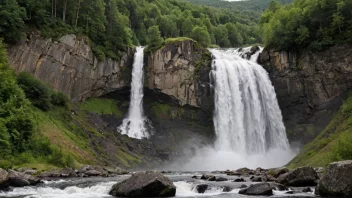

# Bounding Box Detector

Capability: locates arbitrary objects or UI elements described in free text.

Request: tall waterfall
[210,48,289,154]
[119,47,150,139]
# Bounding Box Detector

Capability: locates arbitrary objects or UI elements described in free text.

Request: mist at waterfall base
[118,46,151,139]
[170,48,297,171]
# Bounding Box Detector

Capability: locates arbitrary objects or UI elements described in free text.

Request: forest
[0,0,261,60]
[260,0,352,50]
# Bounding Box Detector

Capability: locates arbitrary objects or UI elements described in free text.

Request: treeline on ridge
[0,0,260,60]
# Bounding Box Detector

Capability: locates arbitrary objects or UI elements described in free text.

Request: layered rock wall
[7,33,135,101]
[259,45,352,143]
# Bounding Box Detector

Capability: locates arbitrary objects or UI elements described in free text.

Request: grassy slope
[288,96,352,168]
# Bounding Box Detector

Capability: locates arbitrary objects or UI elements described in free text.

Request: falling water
[118,47,150,139]
[210,48,289,154]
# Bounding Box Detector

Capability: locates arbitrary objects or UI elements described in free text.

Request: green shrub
[17,72,52,111]
[0,160,12,170]
[51,92,68,107]
[333,133,352,161]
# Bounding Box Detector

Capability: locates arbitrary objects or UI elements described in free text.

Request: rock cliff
[146,39,213,111]
[259,45,352,144]
[7,33,135,101]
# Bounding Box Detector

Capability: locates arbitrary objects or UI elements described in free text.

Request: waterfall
[210,48,289,154]
[118,47,150,139]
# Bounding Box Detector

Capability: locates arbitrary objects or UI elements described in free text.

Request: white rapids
[118,46,150,139]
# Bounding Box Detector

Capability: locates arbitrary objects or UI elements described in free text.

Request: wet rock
[84,170,102,177]
[161,171,172,174]
[316,160,352,197]
[240,184,248,188]
[222,186,233,192]
[314,167,325,179]
[59,168,77,177]
[268,167,289,178]
[109,171,176,197]
[302,187,312,192]
[0,168,8,189]
[277,167,319,186]
[39,169,61,178]
[105,167,128,175]
[201,175,216,181]
[195,184,209,194]
[266,175,277,182]
[226,171,241,176]
[7,170,40,187]
[239,183,273,196]
[191,175,199,179]
[251,176,263,182]
[269,183,287,191]
[233,178,245,182]
[216,177,228,182]
[16,168,38,176]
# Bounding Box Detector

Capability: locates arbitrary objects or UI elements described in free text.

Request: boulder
[59,168,77,177]
[0,168,8,185]
[316,160,352,196]
[251,176,263,182]
[269,183,287,191]
[109,172,176,197]
[7,170,40,187]
[85,170,102,177]
[276,167,319,186]
[302,187,312,193]
[201,175,216,181]
[240,184,248,188]
[234,178,245,182]
[39,169,61,177]
[222,186,233,192]
[239,183,273,196]
[16,168,37,176]
[216,177,228,182]
[195,184,209,194]
[268,167,289,178]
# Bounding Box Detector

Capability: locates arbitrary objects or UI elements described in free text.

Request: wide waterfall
[118,47,150,139]
[210,48,289,154]
[176,48,295,171]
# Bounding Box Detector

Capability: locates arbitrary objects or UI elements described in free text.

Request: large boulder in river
[0,168,8,184]
[239,183,273,196]
[7,170,41,187]
[316,160,352,196]
[109,171,176,197]
[276,167,319,186]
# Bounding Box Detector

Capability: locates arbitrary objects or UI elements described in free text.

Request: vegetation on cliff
[260,0,352,50]
[0,0,260,60]
[289,95,352,168]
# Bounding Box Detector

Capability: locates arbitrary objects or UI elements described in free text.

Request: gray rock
[302,187,312,192]
[59,168,77,177]
[234,178,245,182]
[251,176,263,182]
[277,167,319,186]
[239,183,273,196]
[84,170,102,177]
[0,168,8,188]
[39,169,61,178]
[240,184,248,188]
[195,184,209,193]
[268,167,289,178]
[316,160,352,196]
[216,177,228,182]
[7,170,40,187]
[222,186,233,192]
[109,171,176,197]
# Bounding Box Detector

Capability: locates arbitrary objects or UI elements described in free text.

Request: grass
[288,95,352,168]
[116,148,142,167]
[81,98,123,118]
[164,37,194,45]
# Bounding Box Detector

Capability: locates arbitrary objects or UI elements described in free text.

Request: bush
[17,72,52,111]
[51,92,68,107]
[333,133,352,161]
[0,160,12,170]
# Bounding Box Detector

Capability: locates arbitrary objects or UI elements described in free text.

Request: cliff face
[146,40,213,111]
[7,33,135,101]
[259,45,352,144]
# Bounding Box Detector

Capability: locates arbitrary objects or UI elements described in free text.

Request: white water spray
[119,47,150,139]
[176,47,295,170]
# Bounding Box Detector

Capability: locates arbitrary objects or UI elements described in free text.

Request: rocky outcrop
[7,33,135,101]
[259,45,352,143]
[276,166,319,187]
[146,39,213,110]
[109,171,176,197]
[316,160,352,196]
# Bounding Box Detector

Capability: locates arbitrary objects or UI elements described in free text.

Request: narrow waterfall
[118,47,150,139]
[210,48,289,154]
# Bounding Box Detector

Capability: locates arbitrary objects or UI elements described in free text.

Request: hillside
[288,95,352,168]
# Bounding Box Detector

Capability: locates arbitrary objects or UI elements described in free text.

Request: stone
[222,186,233,192]
[39,169,61,178]
[316,160,352,196]
[240,184,248,188]
[268,167,289,178]
[276,167,319,187]
[201,175,215,181]
[195,184,209,194]
[0,168,8,185]
[251,176,263,182]
[233,178,245,182]
[109,171,176,197]
[216,177,228,182]
[239,183,273,196]
[59,168,77,177]
[7,170,40,187]
[84,170,101,177]
[302,187,312,193]
[269,183,287,191]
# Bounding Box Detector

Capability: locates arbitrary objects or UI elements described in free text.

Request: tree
[214,24,230,47]
[191,26,211,47]
[0,0,26,43]
[147,25,163,50]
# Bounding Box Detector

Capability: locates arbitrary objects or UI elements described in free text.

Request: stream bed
[0,172,316,198]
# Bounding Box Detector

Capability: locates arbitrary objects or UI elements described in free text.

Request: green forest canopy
[0,0,262,60]
[259,0,352,50]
